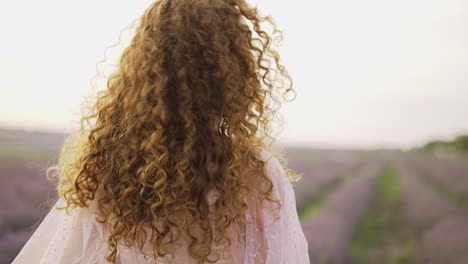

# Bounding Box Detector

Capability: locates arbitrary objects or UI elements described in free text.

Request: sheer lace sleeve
[12,198,110,264]
[259,148,310,264]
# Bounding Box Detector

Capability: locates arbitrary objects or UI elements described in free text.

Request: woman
[13,0,309,263]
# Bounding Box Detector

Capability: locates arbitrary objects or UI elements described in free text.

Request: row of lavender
[296,150,468,264]
[396,156,468,264]
[286,149,371,213]
[300,163,382,263]
[0,159,56,264]
[408,153,468,200]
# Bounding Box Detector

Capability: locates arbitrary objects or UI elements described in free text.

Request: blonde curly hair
[48,0,300,262]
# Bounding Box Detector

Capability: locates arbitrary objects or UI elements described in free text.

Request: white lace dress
[12,148,310,264]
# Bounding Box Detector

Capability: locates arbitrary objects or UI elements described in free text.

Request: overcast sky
[0,0,467,149]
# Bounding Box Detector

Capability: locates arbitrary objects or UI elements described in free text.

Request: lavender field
[1,128,468,263]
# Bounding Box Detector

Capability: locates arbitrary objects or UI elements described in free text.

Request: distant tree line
[419,135,468,153]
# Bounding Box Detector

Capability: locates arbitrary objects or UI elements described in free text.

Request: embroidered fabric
[12,148,309,264]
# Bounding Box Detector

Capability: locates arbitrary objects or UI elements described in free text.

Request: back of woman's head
[52,0,297,262]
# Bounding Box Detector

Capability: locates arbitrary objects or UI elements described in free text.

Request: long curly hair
[49,0,299,262]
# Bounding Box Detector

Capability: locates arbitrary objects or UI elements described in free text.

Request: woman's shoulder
[258,147,279,165]
[258,147,286,180]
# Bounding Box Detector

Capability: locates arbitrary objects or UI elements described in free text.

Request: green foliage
[0,128,64,161]
[454,135,468,151]
[298,175,348,221]
[0,146,59,161]
[419,134,468,153]
[425,174,468,211]
[349,164,416,264]
[300,203,321,220]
